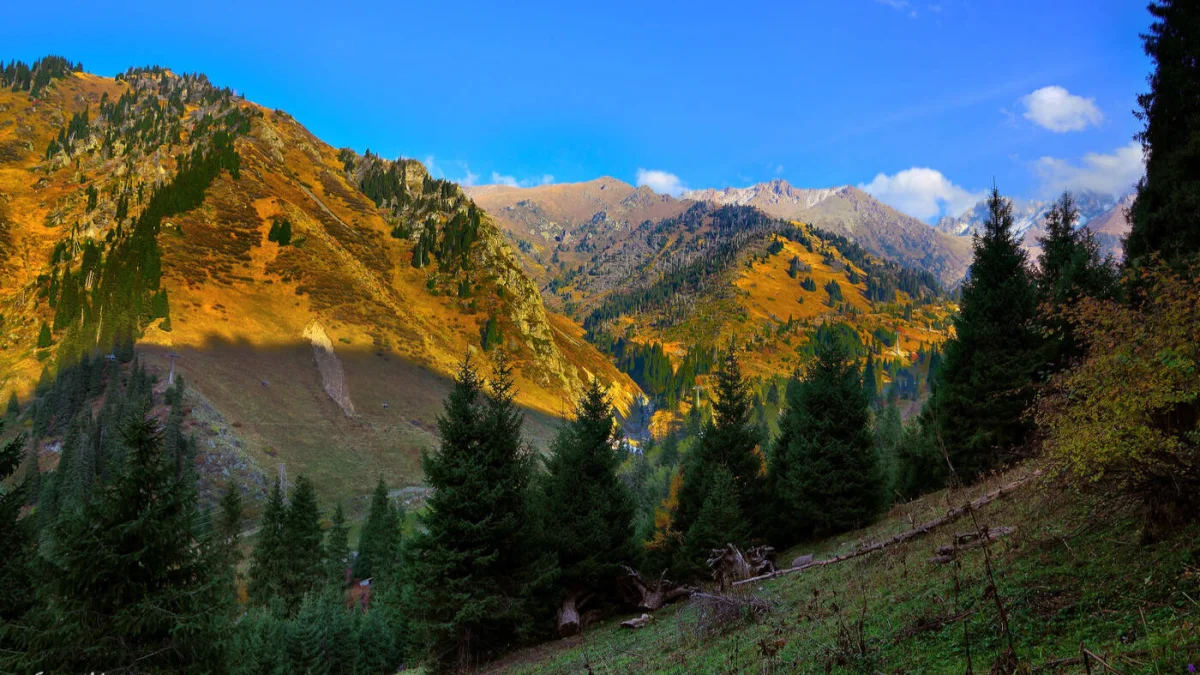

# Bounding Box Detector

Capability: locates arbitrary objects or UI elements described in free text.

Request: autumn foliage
[1037,262,1200,522]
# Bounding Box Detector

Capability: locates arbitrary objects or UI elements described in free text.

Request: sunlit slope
[0,65,639,497]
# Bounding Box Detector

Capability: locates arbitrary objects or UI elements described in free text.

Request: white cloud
[876,0,917,16]
[635,169,687,197]
[1021,86,1104,132]
[483,171,556,188]
[858,167,983,220]
[490,171,520,187]
[1033,141,1144,197]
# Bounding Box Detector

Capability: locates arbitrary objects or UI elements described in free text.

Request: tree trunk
[618,566,695,611]
[556,593,581,637]
[707,544,776,589]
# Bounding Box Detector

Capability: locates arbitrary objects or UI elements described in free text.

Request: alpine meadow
[2,1,1199,673]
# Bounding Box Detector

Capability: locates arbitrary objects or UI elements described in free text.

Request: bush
[1037,263,1200,530]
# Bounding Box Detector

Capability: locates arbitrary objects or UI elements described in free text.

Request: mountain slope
[466,177,689,298]
[567,202,953,403]
[0,60,639,497]
[682,180,973,284]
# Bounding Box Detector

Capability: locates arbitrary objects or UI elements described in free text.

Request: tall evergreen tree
[353,477,402,582]
[249,478,289,606]
[683,465,747,558]
[929,188,1042,481]
[1125,0,1200,270]
[281,475,324,612]
[0,432,35,632]
[213,481,244,604]
[674,348,767,545]
[534,378,636,627]
[326,502,351,587]
[1036,192,1118,371]
[404,353,543,672]
[5,391,18,419]
[22,419,225,672]
[770,338,881,544]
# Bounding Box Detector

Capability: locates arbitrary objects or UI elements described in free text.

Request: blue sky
[3,0,1151,220]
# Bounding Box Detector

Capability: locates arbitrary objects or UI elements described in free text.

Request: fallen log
[620,613,652,630]
[927,525,1017,563]
[734,470,1042,587]
[618,566,696,611]
[555,591,595,637]
[707,544,776,589]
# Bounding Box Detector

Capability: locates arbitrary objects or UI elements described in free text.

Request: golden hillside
[0,63,639,497]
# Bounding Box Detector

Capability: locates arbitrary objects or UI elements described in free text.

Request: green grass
[138,340,562,503]
[488,466,1200,674]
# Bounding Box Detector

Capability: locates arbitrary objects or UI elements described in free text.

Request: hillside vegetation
[0,61,638,496]
[488,464,1200,674]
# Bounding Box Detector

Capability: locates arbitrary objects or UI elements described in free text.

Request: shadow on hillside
[137,336,562,501]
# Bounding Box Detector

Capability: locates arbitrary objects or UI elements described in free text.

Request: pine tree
[534,378,636,623]
[929,188,1042,481]
[481,315,502,351]
[683,466,747,558]
[770,338,881,544]
[1125,0,1200,271]
[862,352,879,403]
[6,391,18,419]
[22,419,225,672]
[37,322,52,349]
[208,480,242,599]
[674,348,767,546]
[249,478,289,606]
[326,502,351,587]
[353,477,402,582]
[404,353,543,671]
[1036,192,1118,372]
[281,475,324,611]
[0,431,35,630]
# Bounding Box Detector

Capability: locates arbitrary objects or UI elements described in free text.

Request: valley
[1,4,1195,670]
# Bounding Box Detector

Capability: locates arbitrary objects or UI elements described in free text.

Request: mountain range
[936,189,1132,260]
[2,58,1130,502]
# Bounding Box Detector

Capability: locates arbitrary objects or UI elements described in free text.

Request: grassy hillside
[0,63,639,499]
[489,464,1200,673]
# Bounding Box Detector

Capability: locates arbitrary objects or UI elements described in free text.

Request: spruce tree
[1125,0,1200,270]
[929,188,1041,481]
[0,432,35,629]
[354,477,402,581]
[214,481,244,599]
[326,502,351,587]
[37,321,52,349]
[5,391,18,419]
[683,466,747,558]
[404,353,542,671]
[281,475,324,611]
[770,338,881,544]
[1036,192,1118,371]
[249,478,289,606]
[674,348,767,545]
[534,378,636,619]
[22,419,225,672]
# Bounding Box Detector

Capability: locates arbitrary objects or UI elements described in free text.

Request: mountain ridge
[0,61,639,497]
